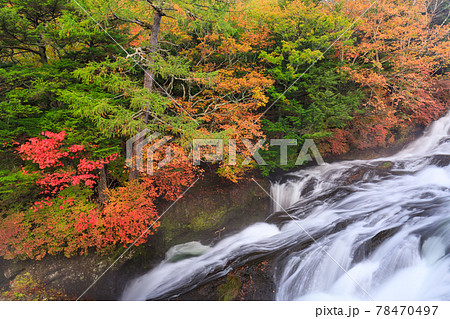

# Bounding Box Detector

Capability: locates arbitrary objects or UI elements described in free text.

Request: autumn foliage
[326,0,450,152]
[17,131,118,196]
[0,131,197,259]
[1,0,450,262]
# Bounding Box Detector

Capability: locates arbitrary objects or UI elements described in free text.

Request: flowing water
[122,112,450,301]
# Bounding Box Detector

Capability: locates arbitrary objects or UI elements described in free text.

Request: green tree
[0,0,126,203]
[254,0,363,173]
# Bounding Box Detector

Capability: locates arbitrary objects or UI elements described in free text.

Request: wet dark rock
[352,227,401,264]
[0,253,131,300]
[429,154,450,167]
[173,259,276,301]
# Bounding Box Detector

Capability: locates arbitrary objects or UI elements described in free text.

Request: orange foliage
[0,213,28,260]
[129,25,146,47]
[331,0,450,151]
[175,20,275,179]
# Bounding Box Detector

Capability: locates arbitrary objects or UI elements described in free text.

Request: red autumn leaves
[0,130,196,259]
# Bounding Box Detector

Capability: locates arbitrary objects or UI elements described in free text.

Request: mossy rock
[217,274,241,301]
[156,176,269,250]
[187,207,227,232]
[378,161,393,169]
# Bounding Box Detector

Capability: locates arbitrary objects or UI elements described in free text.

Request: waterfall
[121,112,450,301]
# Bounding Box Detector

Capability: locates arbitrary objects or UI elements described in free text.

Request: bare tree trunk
[143,9,163,91]
[98,165,109,204]
[128,142,140,181]
[129,8,163,181]
[38,45,47,64]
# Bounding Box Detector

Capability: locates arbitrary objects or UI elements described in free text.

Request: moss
[217,274,241,301]
[153,176,269,254]
[158,204,228,244]
[378,161,393,169]
[158,218,186,243]
[1,272,70,301]
[187,207,227,232]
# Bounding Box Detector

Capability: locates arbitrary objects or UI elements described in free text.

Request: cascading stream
[121,112,450,301]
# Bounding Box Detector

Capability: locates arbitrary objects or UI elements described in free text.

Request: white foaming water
[122,223,281,300]
[122,112,450,301]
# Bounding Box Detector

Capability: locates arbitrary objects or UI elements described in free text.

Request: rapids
[122,112,450,301]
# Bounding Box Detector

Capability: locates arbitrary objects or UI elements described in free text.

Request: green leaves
[257,1,363,172]
[0,169,37,194]
[152,54,190,79]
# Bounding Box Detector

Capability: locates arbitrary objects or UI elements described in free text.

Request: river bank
[0,173,270,300]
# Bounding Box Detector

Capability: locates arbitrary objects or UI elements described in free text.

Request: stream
[122,112,450,301]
